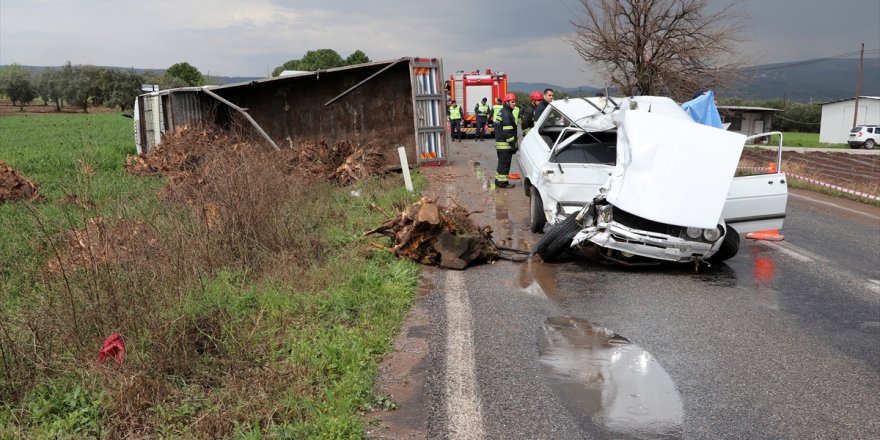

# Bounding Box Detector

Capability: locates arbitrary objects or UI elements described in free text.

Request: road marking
[867,280,880,294]
[761,241,814,262]
[789,192,880,220]
[444,269,485,440]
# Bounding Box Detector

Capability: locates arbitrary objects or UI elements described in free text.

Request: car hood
[605,108,746,229]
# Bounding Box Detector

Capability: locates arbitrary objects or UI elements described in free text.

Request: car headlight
[685,227,702,239]
[703,226,723,242]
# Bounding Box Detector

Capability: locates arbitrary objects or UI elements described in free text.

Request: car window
[537,109,575,149]
[869,128,875,134]
[850,126,862,133]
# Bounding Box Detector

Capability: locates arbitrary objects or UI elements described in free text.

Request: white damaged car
[518,96,788,265]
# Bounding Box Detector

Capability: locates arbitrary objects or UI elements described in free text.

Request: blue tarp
[681,90,722,128]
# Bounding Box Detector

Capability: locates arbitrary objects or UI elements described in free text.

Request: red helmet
[504,93,517,102]
[529,91,542,100]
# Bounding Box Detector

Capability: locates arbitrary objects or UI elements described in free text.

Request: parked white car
[518,96,788,264]
[848,125,878,149]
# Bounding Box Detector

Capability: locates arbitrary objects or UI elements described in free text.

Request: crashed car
[518,96,788,264]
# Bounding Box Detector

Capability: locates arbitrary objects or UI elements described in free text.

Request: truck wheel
[529,186,547,233]
[707,227,740,263]
[535,213,581,262]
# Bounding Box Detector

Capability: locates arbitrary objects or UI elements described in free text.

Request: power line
[745,49,880,71]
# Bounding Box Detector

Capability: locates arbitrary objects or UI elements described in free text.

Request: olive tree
[567,0,750,100]
[62,63,103,112]
[166,62,204,86]
[36,68,67,111]
[0,64,37,109]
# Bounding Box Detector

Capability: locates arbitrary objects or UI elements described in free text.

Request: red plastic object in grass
[98,332,125,365]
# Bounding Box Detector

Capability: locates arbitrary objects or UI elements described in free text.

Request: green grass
[757,132,849,149]
[1,113,425,438]
[0,113,165,301]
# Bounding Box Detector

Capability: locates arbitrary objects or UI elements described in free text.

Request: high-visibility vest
[513,106,521,126]
[449,105,461,120]
[476,103,489,116]
[492,104,504,122]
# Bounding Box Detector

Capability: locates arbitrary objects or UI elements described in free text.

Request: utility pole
[853,42,864,128]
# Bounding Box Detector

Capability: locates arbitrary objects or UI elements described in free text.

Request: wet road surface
[371,138,880,439]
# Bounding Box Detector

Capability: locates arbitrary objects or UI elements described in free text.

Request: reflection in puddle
[538,317,683,439]
[518,258,575,300]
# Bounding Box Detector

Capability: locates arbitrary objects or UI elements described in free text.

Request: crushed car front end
[572,200,726,263]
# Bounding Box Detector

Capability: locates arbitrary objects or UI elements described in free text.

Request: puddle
[518,258,576,300]
[537,317,683,439]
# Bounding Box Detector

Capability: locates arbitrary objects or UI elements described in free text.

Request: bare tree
[567,0,751,100]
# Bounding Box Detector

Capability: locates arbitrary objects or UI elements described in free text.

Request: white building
[819,96,880,143]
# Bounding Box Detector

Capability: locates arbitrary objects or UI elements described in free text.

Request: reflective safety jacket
[475,103,489,120]
[492,104,504,122]
[494,105,518,150]
[448,105,462,120]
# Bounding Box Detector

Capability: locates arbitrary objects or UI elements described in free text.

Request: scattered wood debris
[365,197,498,270]
[0,160,43,202]
[47,217,162,275]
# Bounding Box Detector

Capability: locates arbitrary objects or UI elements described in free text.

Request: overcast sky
[1,0,878,87]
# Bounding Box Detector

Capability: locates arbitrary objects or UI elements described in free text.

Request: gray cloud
[1,0,877,88]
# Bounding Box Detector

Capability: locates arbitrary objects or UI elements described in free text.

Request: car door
[722,134,788,233]
[543,131,615,209]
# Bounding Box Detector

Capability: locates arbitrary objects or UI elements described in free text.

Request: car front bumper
[573,222,721,263]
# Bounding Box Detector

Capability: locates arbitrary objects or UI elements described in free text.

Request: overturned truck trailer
[134,57,447,167]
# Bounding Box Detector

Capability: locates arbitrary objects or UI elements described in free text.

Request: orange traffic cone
[767,162,777,173]
[746,229,784,241]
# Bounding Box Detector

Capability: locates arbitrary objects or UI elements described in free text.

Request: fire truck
[446,69,509,136]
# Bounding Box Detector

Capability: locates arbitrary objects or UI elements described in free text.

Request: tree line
[0,61,206,113]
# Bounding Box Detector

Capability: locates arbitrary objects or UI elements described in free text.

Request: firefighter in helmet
[494,93,519,188]
[521,91,542,136]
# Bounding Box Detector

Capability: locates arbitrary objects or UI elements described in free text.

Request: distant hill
[509,58,879,103]
[10,57,878,101]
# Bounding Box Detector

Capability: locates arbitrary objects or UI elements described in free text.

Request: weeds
[1,114,424,437]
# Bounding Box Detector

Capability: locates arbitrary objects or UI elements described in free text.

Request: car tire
[535,213,581,262]
[865,139,876,149]
[707,227,740,263]
[529,186,547,233]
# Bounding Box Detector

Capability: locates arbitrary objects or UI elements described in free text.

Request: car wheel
[535,213,581,262]
[529,186,547,233]
[865,139,876,149]
[707,227,740,263]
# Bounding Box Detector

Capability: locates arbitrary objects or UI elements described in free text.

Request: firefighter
[533,88,555,123]
[474,97,490,141]
[448,100,463,142]
[521,91,542,135]
[494,93,519,188]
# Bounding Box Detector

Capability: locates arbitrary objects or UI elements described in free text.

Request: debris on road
[0,160,43,202]
[365,197,498,270]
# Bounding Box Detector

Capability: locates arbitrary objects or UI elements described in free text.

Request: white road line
[867,280,880,294]
[444,269,485,440]
[789,192,880,220]
[761,241,814,262]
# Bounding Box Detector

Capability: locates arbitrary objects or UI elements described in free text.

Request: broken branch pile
[0,160,43,202]
[125,125,385,188]
[46,217,163,275]
[366,197,498,270]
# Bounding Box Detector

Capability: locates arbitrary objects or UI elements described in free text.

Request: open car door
[722,132,788,233]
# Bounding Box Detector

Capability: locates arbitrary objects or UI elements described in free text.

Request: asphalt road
[370,139,880,439]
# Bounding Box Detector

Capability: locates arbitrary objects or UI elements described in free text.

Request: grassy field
[760,131,849,149]
[1,113,423,438]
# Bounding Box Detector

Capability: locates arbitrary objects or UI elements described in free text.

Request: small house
[819,96,880,144]
[717,105,781,137]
